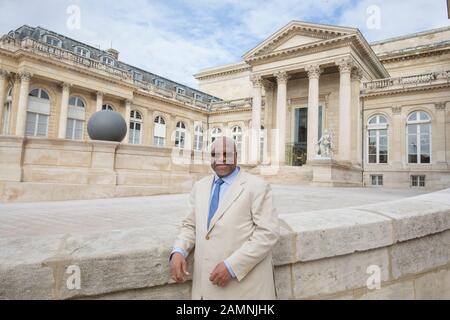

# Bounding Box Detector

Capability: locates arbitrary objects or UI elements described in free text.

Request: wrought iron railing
[285,142,307,166]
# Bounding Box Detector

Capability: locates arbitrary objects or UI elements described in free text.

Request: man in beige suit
[170,136,279,299]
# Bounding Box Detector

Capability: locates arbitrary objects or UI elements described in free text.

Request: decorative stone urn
[87,110,127,142]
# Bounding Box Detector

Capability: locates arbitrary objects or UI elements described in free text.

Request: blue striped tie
[207,178,225,229]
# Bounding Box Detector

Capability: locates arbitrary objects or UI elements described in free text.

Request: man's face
[210,138,237,178]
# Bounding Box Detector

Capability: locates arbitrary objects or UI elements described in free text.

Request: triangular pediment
[243,21,358,60]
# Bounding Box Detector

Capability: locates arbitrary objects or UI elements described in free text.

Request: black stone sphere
[87,110,127,142]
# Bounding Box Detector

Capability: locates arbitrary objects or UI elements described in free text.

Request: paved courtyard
[0,185,429,238]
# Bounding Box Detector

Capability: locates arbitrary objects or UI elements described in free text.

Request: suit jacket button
[205,235,210,240]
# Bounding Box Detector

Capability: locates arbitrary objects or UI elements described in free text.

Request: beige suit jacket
[173,170,280,300]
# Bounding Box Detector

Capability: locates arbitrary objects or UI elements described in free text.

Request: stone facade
[0,21,449,201]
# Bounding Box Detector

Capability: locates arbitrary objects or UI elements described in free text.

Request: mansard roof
[6,25,221,103]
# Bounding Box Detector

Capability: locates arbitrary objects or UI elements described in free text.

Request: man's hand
[209,261,231,287]
[170,252,189,283]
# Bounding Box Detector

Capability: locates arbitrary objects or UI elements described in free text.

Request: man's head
[210,136,237,178]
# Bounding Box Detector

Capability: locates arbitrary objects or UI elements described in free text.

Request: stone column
[123,99,132,143]
[57,83,71,139]
[274,71,289,165]
[147,109,154,146]
[96,91,103,111]
[351,68,363,165]
[391,106,403,166]
[15,72,32,137]
[262,80,274,164]
[250,75,262,164]
[306,65,322,162]
[0,70,9,131]
[336,58,353,163]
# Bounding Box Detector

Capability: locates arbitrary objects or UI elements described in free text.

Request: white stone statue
[315,129,334,158]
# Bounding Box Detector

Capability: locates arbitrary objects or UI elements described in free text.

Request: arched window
[407,111,431,164]
[194,125,204,151]
[129,110,142,144]
[102,103,114,111]
[74,46,90,58]
[66,96,85,140]
[232,126,242,163]
[101,56,115,66]
[29,88,49,100]
[2,87,13,135]
[211,127,222,144]
[43,34,62,47]
[153,116,166,147]
[175,121,186,149]
[26,88,50,136]
[367,115,388,164]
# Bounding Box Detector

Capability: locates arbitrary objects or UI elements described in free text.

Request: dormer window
[43,35,62,47]
[74,46,90,58]
[101,55,115,66]
[153,79,165,87]
[133,71,143,81]
[194,93,202,100]
[176,87,185,95]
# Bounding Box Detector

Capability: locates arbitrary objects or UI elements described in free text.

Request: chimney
[105,48,119,60]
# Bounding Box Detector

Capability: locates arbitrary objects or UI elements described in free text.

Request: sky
[0,0,449,88]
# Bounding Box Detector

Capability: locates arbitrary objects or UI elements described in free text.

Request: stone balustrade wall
[1,188,448,299]
[0,136,212,202]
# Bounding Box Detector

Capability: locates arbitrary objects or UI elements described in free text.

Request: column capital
[351,67,363,82]
[61,82,72,90]
[250,74,263,88]
[125,99,133,106]
[336,57,354,73]
[392,106,402,115]
[306,65,323,79]
[96,91,104,98]
[262,79,275,90]
[274,70,290,84]
[435,102,446,111]
[0,69,9,80]
[18,71,32,82]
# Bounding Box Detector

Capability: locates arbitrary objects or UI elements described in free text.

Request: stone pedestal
[311,158,363,187]
[0,136,24,181]
[88,140,119,185]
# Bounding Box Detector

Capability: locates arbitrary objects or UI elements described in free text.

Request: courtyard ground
[0,185,429,238]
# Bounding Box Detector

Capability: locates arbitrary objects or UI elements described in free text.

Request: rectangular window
[25,112,48,137]
[370,175,383,186]
[153,79,164,87]
[66,118,84,140]
[129,122,141,144]
[411,175,425,187]
[133,72,143,81]
[154,136,165,147]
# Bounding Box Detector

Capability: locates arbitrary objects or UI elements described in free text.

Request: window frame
[367,115,389,165]
[153,116,166,147]
[406,111,432,164]
[74,46,91,58]
[25,111,49,137]
[194,125,204,151]
[129,110,143,144]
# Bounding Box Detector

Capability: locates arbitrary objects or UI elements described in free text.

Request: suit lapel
[199,175,215,233]
[206,170,246,235]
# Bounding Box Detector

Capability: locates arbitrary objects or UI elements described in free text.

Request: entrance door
[292,107,307,165]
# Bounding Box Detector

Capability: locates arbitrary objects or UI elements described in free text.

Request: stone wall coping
[0,188,448,299]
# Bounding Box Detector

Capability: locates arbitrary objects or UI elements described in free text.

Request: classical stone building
[0,21,449,201]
